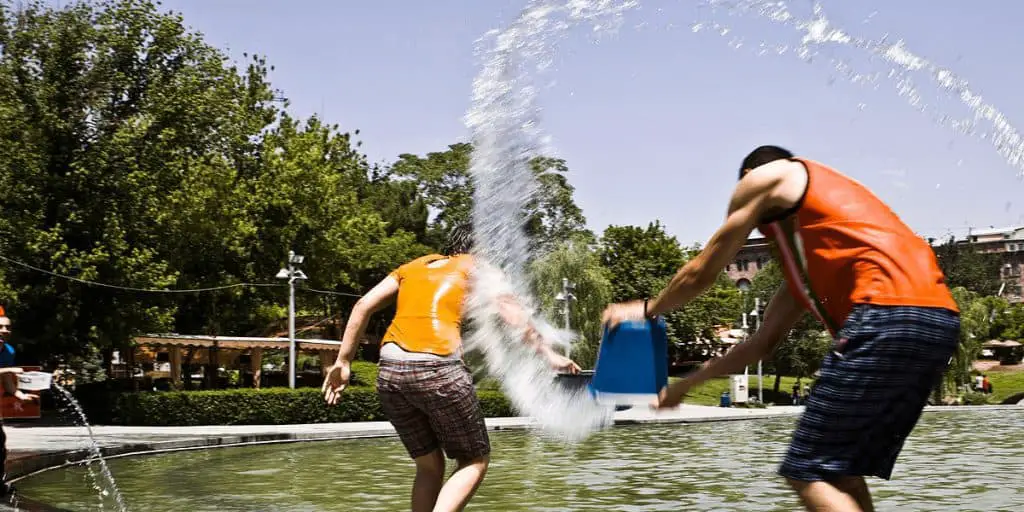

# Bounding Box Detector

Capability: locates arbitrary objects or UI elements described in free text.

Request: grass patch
[676,375,813,406]
[984,370,1024,404]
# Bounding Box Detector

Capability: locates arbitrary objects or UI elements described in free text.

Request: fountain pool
[12,409,1024,511]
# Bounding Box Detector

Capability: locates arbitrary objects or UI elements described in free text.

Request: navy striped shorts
[779,304,960,482]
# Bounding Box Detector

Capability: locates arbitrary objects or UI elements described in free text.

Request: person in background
[0,306,40,496]
[322,223,580,512]
[981,374,991,394]
[603,146,960,512]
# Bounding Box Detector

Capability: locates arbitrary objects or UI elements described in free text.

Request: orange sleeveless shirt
[757,158,958,335]
[381,254,474,356]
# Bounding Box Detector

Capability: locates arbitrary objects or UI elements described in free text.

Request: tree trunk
[773,374,782,394]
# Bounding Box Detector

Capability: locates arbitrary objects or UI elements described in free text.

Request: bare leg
[834,477,874,512]
[411,450,446,512]
[787,477,874,512]
[432,455,489,512]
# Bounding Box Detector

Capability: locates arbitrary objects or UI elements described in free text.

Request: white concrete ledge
[6,403,1020,483]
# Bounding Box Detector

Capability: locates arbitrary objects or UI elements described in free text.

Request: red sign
[1,366,42,420]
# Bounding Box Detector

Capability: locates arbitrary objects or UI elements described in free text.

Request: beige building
[962,225,1024,303]
[724,229,773,291]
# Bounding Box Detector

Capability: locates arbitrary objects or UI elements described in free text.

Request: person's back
[757,157,958,334]
[382,253,474,358]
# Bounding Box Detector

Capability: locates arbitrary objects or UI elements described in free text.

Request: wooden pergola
[132,334,349,389]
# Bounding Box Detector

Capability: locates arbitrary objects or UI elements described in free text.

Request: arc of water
[55,384,129,512]
[696,0,1024,176]
[463,0,637,441]
[462,0,1023,440]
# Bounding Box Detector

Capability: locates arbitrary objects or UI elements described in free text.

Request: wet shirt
[381,254,474,357]
[757,157,959,336]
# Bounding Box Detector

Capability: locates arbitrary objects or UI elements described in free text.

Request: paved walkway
[6,403,1021,482]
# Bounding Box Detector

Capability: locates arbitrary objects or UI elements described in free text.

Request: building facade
[962,226,1024,303]
[724,229,773,291]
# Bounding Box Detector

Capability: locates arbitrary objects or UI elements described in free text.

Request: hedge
[74,386,515,426]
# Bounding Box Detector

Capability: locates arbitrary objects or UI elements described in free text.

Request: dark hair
[442,221,473,256]
[739,145,794,180]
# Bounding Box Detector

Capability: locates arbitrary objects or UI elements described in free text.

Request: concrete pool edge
[7,404,1021,486]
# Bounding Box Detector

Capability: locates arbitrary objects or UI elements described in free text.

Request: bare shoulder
[735,160,806,211]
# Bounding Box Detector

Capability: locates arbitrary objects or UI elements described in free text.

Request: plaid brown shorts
[377,359,491,461]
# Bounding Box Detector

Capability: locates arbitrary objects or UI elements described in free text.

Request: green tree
[945,287,988,394]
[747,261,830,393]
[598,223,741,360]
[599,222,685,303]
[0,0,277,365]
[932,238,1003,296]
[390,143,590,251]
[530,236,613,368]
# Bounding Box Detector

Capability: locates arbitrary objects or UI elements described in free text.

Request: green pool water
[15,409,1024,511]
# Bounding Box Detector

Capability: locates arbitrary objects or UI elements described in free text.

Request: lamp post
[554,277,576,330]
[752,297,763,404]
[276,251,307,389]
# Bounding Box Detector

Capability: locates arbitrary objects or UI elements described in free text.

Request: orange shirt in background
[381,254,474,356]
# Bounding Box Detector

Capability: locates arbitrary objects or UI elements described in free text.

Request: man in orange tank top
[603,146,960,511]
[322,223,580,512]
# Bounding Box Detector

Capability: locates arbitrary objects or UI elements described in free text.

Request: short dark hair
[739,145,794,180]
[442,221,473,256]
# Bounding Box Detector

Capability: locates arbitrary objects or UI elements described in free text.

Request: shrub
[78,386,515,426]
[961,391,990,406]
[349,361,379,387]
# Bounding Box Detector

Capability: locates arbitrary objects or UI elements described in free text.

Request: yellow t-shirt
[381,254,474,356]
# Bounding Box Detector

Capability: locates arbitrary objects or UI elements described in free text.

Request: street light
[554,277,576,330]
[277,250,307,389]
[751,297,763,404]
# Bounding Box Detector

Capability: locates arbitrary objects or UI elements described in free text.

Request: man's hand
[651,380,690,410]
[547,352,582,375]
[14,390,38,403]
[601,300,647,329]
[321,361,352,406]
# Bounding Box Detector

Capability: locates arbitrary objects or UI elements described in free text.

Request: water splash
[463,0,636,441]
[694,0,1024,177]
[463,0,1023,440]
[53,384,129,512]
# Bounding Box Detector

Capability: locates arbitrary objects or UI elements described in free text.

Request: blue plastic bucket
[588,317,668,406]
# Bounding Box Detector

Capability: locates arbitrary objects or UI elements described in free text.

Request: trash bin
[720,391,731,408]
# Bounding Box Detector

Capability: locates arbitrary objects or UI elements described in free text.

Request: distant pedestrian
[0,306,40,496]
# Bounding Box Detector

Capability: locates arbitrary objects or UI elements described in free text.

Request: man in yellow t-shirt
[322,223,579,512]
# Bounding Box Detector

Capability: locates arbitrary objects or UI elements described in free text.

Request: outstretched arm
[499,293,581,374]
[602,163,788,327]
[655,284,805,408]
[323,276,398,405]
[334,276,399,365]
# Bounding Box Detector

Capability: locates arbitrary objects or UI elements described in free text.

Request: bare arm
[682,285,805,387]
[646,167,785,318]
[333,276,399,365]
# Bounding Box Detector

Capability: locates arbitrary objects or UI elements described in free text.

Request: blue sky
[156,0,1024,246]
